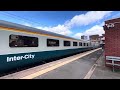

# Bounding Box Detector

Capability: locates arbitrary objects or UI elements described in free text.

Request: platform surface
[91,52,120,79]
[34,49,102,79]
[2,48,120,79]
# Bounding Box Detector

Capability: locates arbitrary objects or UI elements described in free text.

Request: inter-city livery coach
[0,20,100,74]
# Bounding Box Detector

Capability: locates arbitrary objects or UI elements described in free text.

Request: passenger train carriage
[0,20,99,74]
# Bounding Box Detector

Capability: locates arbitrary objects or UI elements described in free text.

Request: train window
[83,43,86,46]
[87,43,88,46]
[47,39,59,47]
[64,41,70,46]
[79,42,82,46]
[9,34,38,47]
[73,42,77,46]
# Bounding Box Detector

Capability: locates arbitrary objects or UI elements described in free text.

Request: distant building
[99,34,105,45]
[89,34,99,41]
[89,34,102,47]
[81,35,87,40]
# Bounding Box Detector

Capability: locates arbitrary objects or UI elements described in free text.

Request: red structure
[103,18,120,68]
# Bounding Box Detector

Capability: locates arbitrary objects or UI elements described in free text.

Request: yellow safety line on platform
[20,48,101,79]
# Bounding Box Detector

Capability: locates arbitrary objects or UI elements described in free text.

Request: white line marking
[20,48,101,79]
[84,64,97,79]
[84,53,102,79]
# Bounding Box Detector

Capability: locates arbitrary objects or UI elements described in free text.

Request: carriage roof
[0,20,88,42]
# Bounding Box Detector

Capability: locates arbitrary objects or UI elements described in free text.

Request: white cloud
[36,24,72,36]
[66,11,112,27]
[84,25,104,36]
[73,33,83,39]
[73,25,105,39]
[21,11,112,37]
[22,22,72,36]
[22,22,32,27]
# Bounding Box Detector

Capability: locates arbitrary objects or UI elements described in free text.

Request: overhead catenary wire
[0,11,44,27]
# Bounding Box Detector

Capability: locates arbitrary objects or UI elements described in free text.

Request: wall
[104,18,120,67]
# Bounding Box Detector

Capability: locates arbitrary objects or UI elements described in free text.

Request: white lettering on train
[7,54,35,62]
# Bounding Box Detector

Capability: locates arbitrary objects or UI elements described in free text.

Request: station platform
[34,48,102,79]
[33,49,120,79]
[0,48,103,79]
[91,52,120,79]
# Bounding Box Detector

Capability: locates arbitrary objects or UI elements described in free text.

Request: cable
[0,11,43,27]
[4,12,43,25]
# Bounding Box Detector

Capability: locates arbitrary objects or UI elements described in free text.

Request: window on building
[64,41,70,46]
[9,34,38,47]
[79,42,82,46]
[47,39,59,47]
[73,42,78,46]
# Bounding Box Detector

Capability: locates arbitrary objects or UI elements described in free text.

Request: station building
[103,17,120,68]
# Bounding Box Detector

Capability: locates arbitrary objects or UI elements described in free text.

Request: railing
[106,56,120,72]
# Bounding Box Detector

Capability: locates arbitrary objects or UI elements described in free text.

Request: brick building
[103,17,120,68]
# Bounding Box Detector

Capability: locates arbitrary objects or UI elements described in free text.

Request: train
[0,20,100,74]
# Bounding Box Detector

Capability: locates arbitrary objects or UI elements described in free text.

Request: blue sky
[0,11,119,39]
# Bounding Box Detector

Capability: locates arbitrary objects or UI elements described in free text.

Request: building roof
[105,17,120,22]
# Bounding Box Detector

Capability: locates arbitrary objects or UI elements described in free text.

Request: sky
[0,11,119,40]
